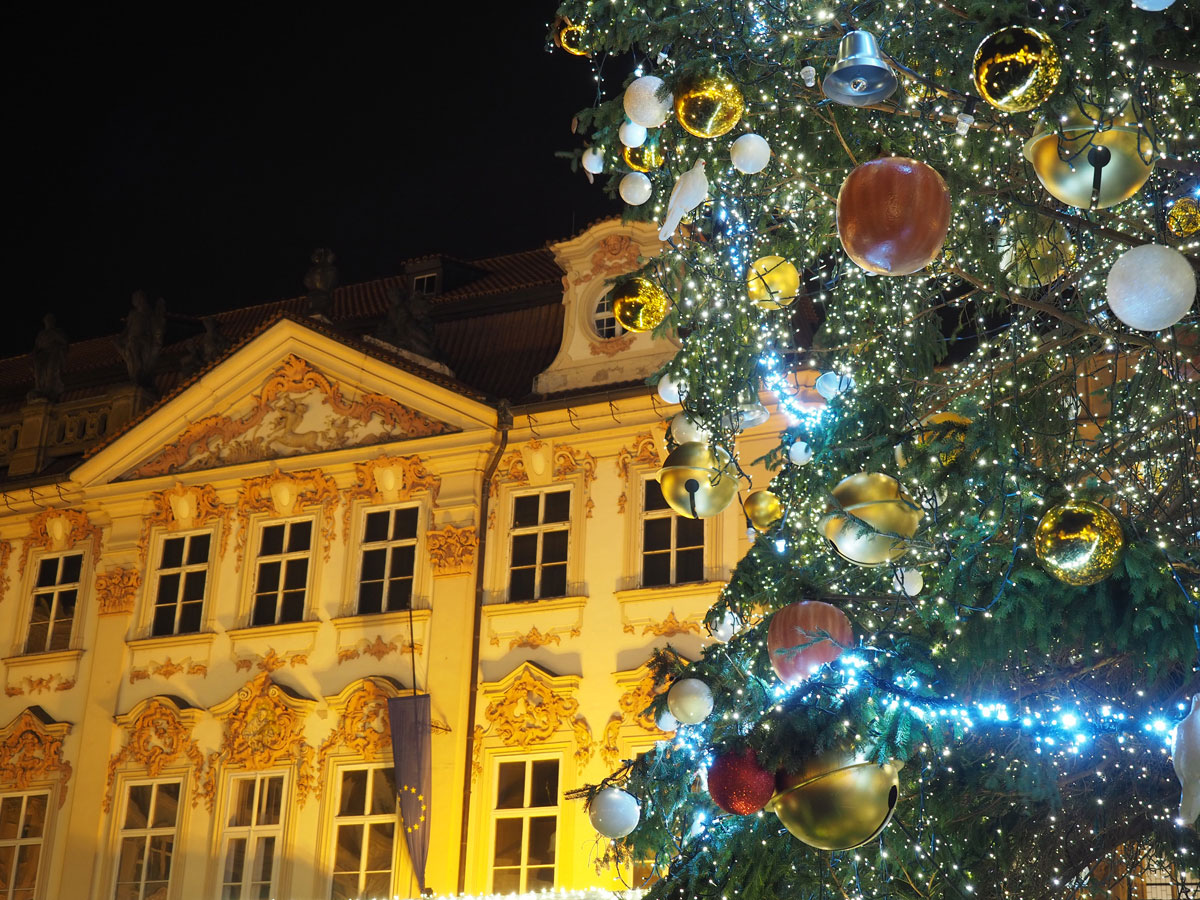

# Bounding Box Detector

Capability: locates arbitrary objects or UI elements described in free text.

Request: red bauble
[836,157,951,275]
[767,600,853,684]
[708,748,775,815]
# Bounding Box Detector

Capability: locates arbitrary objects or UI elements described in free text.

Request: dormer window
[592,294,626,340]
[413,273,437,295]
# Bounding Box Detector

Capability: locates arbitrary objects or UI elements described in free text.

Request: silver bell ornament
[720,386,770,432]
[823,30,898,107]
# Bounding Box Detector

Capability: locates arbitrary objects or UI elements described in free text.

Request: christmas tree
[551,1,1200,898]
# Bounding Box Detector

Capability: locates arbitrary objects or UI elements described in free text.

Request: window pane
[28,595,51,625]
[530,760,559,807]
[125,784,152,828]
[156,572,181,606]
[146,834,174,882]
[49,599,74,650]
[363,871,391,896]
[541,530,568,564]
[281,591,305,623]
[645,479,670,511]
[385,578,413,611]
[153,782,180,828]
[366,821,394,870]
[360,548,386,582]
[540,564,567,599]
[364,510,389,543]
[287,520,312,552]
[330,872,359,900]
[511,534,537,568]
[370,768,396,816]
[509,569,535,602]
[0,797,21,839]
[256,560,280,594]
[24,622,48,655]
[152,603,177,637]
[61,553,82,583]
[115,836,145,889]
[187,532,211,564]
[258,776,284,825]
[394,507,419,539]
[527,815,557,865]
[334,823,362,872]
[0,845,10,891]
[14,843,40,890]
[251,835,276,888]
[644,518,672,552]
[161,537,185,569]
[35,558,57,588]
[179,601,203,635]
[229,780,255,827]
[390,545,416,578]
[21,795,45,839]
[339,770,368,816]
[676,548,704,584]
[496,762,525,809]
[183,570,206,602]
[252,595,278,627]
[543,491,570,523]
[493,868,521,894]
[283,558,308,590]
[513,495,540,528]
[492,818,523,867]
[260,524,284,556]
[677,515,705,548]
[643,553,671,588]
[358,581,384,616]
[528,865,555,891]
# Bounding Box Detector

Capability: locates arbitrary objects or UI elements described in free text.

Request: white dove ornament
[1172,693,1200,824]
[658,159,708,242]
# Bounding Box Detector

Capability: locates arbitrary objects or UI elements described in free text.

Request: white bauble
[655,707,679,732]
[581,147,605,175]
[730,133,771,174]
[671,411,710,444]
[892,567,924,595]
[814,371,855,400]
[1132,0,1176,8]
[589,787,641,839]
[667,677,714,725]
[709,609,741,642]
[1106,244,1195,331]
[657,372,681,405]
[624,75,673,128]
[619,172,653,206]
[789,441,814,466]
[619,120,648,148]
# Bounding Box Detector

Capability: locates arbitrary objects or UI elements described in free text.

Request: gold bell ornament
[819,473,922,567]
[610,277,670,333]
[998,215,1074,288]
[673,72,745,139]
[1024,101,1156,210]
[822,30,898,107]
[657,441,740,519]
[1034,499,1125,586]
[744,490,784,532]
[768,752,903,851]
[746,256,800,309]
[972,26,1061,113]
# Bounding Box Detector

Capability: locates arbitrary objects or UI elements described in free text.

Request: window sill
[3,648,84,694]
[226,619,323,642]
[614,581,725,604]
[483,595,588,615]
[125,631,217,680]
[226,619,323,661]
[127,630,216,653]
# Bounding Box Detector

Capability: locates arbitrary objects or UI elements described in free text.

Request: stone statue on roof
[304,248,338,319]
[28,314,68,402]
[378,281,439,362]
[114,291,166,389]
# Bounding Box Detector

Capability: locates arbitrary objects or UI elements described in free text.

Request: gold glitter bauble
[611,277,670,333]
[973,26,1061,113]
[623,138,664,173]
[819,473,923,567]
[658,441,739,519]
[744,490,784,532]
[998,215,1075,288]
[917,412,972,466]
[768,753,903,851]
[1169,198,1200,237]
[555,20,589,56]
[746,256,800,310]
[1034,499,1125,586]
[673,72,745,139]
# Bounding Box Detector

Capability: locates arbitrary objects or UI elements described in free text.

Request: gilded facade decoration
[573,234,641,286]
[20,509,102,575]
[125,354,455,479]
[492,625,578,651]
[138,483,230,565]
[483,666,582,749]
[343,454,441,537]
[427,525,477,575]
[5,674,75,696]
[589,334,636,357]
[624,610,702,638]
[470,725,484,783]
[104,698,205,812]
[235,466,340,564]
[615,432,662,481]
[317,679,396,782]
[572,718,595,773]
[129,657,208,684]
[601,666,673,768]
[95,567,141,616]
[489,449,529,498]
[0,709,72,803]
[0,540,11,605]
[337,635,419,664]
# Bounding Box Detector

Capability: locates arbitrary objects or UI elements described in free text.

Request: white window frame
[249,518,315,627]
[0,790,50,900]
[506,488,573,603]
[218,772,288,900]
[112,778,182,900]
[147,530,214,638]
[489,756,560,893]
[591,292,626,340]
[327,764,399,900]
[355,504,421,616]
[412,273,437,295]
[24,551,85,655]
[639,476,705,588]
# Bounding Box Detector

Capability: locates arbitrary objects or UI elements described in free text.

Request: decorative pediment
[20,509,102,575]
[122,355,457,479]
[318,677,401,771]
[480,663,592,769]
[105,696,205,811]
[138,483,230,566]
[0,708,72,803]
[601,656,683,768]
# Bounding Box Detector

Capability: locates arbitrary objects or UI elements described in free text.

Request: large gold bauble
[998,216,1075,288]
[1034,499,1125,586]
[744,490,784,532]
[673,72,745,139]
[1023,103,1156,210]
[658,442,739,519]
[972,26,1061,113]
[611,277,670,333]
[768,753,903,851]
[556,20,589,56]
[623,139,664,173]
[819,473,922,567]
[916,412,972,466]
[746,256,800,310]
[1169,198,1200,238]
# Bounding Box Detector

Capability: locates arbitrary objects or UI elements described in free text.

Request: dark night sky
[1,6,619,359]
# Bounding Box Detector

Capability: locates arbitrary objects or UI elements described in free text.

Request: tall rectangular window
[0,791,47,900]
[329,767,397,900]
[152,533,211,636]
[358,509,418,615]
[221,774,285,900]
[491,758,558,892]
[642,480,704,587]
[252,521,311,627]
[114,781,179,900]
[26,553,82,653]
[508,491,570,602]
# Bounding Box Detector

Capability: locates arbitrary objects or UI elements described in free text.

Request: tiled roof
[436,248,562,301]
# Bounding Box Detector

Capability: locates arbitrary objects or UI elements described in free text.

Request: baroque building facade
[0,220,815,900]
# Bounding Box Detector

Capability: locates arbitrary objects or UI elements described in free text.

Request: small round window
[592,293,626,339]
